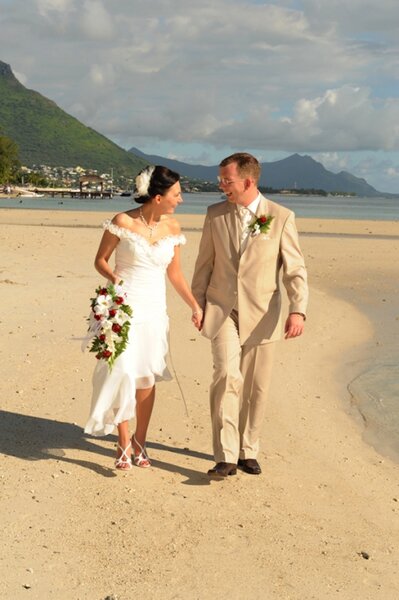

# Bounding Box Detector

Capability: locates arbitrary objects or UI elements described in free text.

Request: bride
[84,165,203,470]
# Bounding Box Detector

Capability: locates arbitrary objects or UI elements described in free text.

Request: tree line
[0,132,19,183]
[0,132,48,187]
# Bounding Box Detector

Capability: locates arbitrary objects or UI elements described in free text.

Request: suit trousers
[210,309,276,463]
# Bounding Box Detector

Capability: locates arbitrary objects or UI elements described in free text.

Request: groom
[192,152,308,479]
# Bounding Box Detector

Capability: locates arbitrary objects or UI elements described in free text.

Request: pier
[32,187,114,198]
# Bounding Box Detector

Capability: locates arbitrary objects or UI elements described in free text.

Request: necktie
[238,206,252,251]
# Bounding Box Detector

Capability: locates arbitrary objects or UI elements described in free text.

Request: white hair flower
[135,165,155,197]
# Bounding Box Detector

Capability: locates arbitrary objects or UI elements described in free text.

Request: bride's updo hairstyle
[134,165,180,204]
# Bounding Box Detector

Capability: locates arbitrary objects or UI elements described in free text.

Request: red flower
[94,314,102,321]
[99,334,106,342]
[109,309,117,318]
[102,350,112,359]
[96,353,102,360]
[99,288,108,295]
[112,323,122,334]
[259,216,267,224]
[115,296,124,305]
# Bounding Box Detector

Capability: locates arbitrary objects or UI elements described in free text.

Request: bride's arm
[94,231,120,284]
[167,246,203,330]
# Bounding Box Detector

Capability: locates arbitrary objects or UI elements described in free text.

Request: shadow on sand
[0,410,213,485]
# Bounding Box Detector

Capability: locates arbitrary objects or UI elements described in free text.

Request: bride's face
[158,181,183,214]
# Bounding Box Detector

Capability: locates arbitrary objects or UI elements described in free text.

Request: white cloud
[79,0,115,40]
[312,152,349,172]
[205,86,399,152]
[1,0,399,191]
[302,0,399,37]
[385,166,399,178]
[36,0,74,16]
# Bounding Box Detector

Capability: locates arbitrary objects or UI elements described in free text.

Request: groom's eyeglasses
[217,177,245,185]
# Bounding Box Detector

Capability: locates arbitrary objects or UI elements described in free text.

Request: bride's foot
[132,435,151,468]
[115,441,132,470]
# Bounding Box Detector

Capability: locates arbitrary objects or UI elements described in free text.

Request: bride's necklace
[139,208,159,238]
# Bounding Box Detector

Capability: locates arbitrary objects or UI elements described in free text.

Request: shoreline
[1,206,399,235]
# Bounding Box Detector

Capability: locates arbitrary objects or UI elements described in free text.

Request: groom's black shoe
[238,458,262,475]
[207,462,237,479]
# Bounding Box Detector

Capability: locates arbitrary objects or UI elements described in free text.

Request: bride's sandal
[132,435,151,468]
[115,441,133,470]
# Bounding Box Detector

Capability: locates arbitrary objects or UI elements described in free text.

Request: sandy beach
[1,208,398,600]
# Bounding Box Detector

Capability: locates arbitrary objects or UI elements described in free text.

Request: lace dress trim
[103,219,186,248]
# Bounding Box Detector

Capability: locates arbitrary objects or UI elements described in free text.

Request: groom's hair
[219,152,261,183]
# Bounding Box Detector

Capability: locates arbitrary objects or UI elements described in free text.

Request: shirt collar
[246,193,261,215]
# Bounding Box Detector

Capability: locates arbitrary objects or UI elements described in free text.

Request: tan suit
[192,194,308,462]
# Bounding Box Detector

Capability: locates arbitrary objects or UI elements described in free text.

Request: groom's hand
[284,313,305,338]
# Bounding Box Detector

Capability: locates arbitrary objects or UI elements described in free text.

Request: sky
[1,0,399,192]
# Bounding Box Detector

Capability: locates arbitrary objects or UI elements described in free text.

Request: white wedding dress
[84,220,186,436]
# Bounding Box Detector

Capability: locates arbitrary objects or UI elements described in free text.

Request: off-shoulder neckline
[103,219,185,247]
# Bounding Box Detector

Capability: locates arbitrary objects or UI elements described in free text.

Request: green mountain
[0,61,148,177]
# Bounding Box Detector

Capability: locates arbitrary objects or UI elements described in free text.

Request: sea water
[1,192,399,220]
[348,365,399,462]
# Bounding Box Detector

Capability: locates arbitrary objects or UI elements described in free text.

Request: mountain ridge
[0,61,148,177]
[130,148,393,197]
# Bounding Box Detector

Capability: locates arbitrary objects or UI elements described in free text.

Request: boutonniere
[248,214,274,237]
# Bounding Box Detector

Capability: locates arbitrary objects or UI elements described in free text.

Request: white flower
[135,165,155,197]
[112,311,130,325]
[93,306,108,319]
[101,320,113,332]
[94,294,113,315]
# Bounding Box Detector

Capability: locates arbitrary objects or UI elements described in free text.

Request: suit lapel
[224,202,240,256]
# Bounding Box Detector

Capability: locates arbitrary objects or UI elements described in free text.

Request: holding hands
[191,307,203,331]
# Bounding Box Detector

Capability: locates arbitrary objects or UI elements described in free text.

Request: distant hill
[130,147,219,181]
[0,61,148,177]
[130,148,387,197]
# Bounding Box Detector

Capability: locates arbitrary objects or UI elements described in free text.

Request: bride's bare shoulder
[112,210,139,228]
[162,216,181,236]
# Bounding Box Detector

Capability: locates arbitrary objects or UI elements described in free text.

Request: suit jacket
[191,194,308,346]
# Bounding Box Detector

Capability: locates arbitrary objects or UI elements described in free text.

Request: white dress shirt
[237,193,261,252]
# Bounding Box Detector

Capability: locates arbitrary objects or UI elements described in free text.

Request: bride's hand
[191,307,203,331]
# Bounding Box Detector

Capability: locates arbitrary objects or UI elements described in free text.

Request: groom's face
[218,162,247,205]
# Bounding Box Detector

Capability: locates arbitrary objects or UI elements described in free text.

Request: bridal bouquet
[86,281,133,370]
